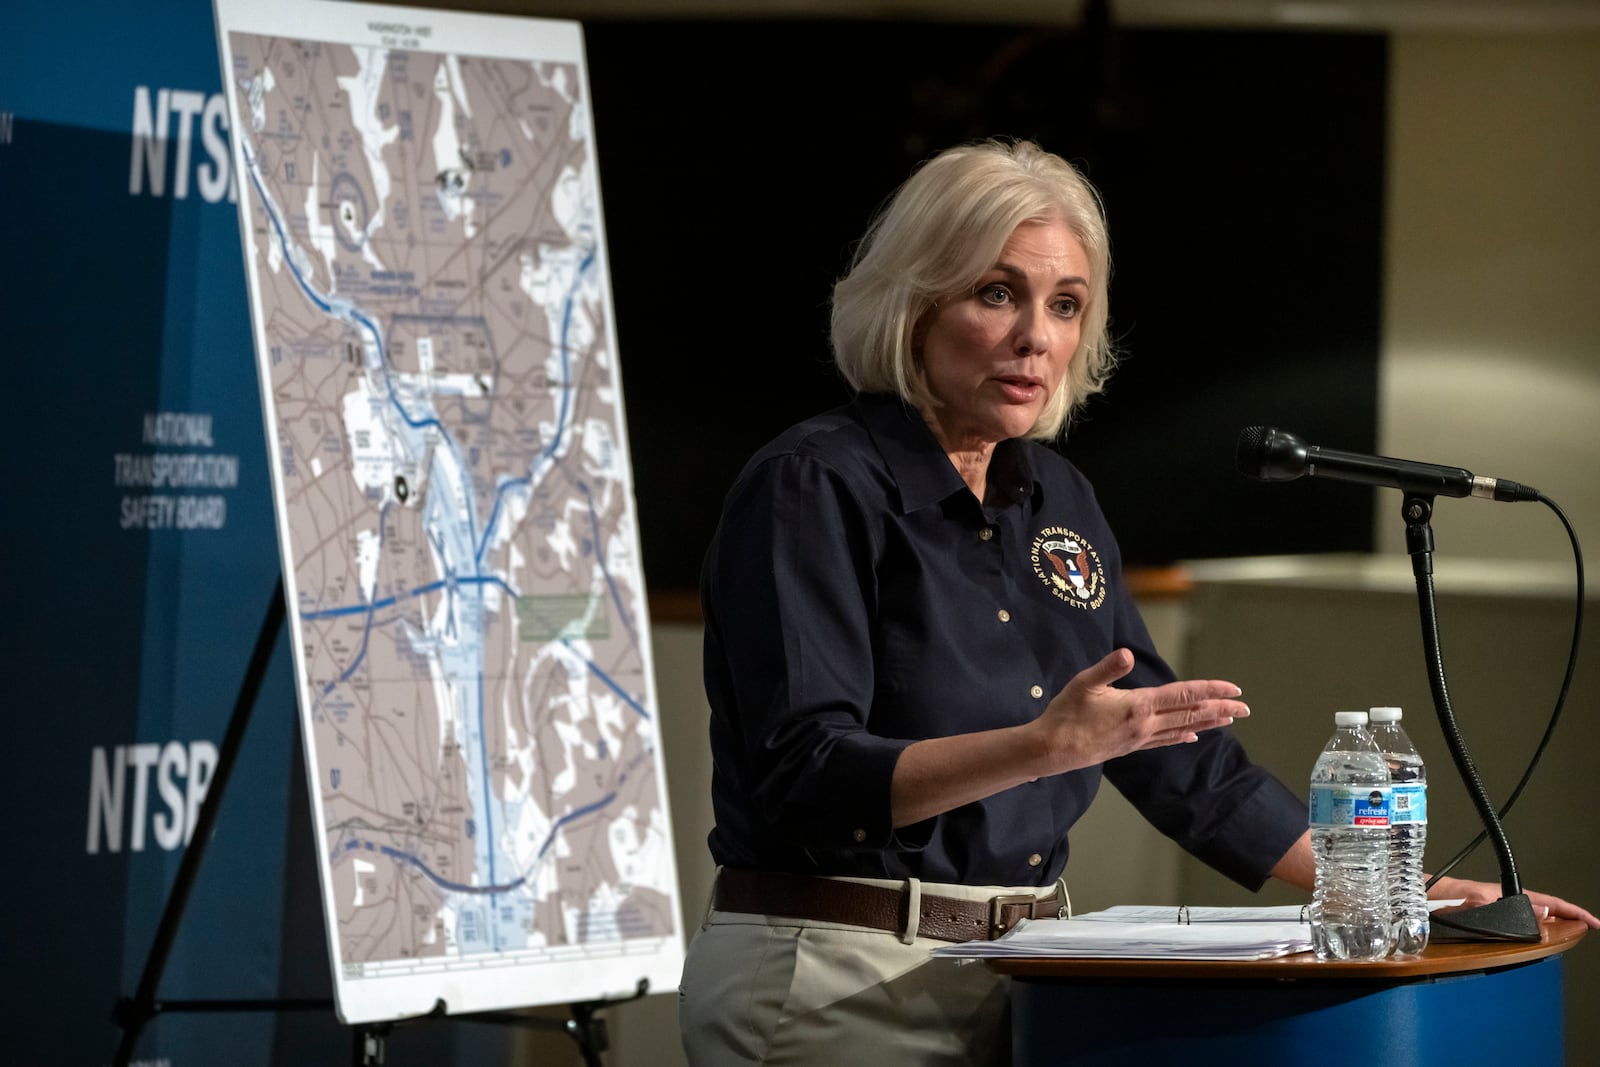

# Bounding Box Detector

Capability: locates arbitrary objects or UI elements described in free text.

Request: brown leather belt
[712,868,1064,943]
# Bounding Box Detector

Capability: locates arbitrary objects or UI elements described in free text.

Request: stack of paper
[1073,904,1311,924]
[930,905,1314,961]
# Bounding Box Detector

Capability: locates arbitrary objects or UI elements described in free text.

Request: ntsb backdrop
[128,85,235,202]
[0,1,502,1063]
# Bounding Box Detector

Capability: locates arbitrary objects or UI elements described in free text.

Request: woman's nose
[1011,303,1051,356]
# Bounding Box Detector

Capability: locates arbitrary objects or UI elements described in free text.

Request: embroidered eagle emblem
[1030,527,1106,609]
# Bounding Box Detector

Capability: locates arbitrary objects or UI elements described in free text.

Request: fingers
[1528,891,1600,929]
[1147,678,1247,711]
[1138,707,1246,750]
[1167,703,1248,731]
[1046,656,1249,765]
[1067,654,1243,715]
[1139,676,1249,744]
[1430,882,1597,928]
[1071,648,1136,691]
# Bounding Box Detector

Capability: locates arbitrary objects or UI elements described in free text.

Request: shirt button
[978,527,994,542]
[1028,853,1043,867]
[852,828,867,843]
[1030,684,1044,699]
[997,609,1011,623]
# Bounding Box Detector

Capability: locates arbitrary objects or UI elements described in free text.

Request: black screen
[584,20,1388,588]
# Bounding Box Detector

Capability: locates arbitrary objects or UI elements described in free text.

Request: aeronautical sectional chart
[213,0,685,1023]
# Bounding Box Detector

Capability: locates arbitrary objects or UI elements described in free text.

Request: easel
[343,984,647,1067]
[111,577,650,1066]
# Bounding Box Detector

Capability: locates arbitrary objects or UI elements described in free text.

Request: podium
[993,919,1586,1065]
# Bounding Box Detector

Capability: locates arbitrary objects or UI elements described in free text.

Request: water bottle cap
[1334,710,1369,726]
[1368,706,1403,722]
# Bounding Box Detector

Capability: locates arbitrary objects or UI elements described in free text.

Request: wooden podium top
[988,918,1587,982]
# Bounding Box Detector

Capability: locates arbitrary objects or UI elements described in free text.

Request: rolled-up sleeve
[704,452,932,859]
[1104,739,1307,890]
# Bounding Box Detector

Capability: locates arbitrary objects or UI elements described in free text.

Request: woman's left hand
[1428,875,1600,929]
[1272,834,1599,930]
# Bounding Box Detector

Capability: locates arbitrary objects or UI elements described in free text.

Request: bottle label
[1309,783,1393,828]
[1389,782,1427,825]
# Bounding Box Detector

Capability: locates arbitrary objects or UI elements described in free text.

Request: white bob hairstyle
[830,139,1114,440]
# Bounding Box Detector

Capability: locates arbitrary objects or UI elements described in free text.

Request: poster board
[213,0,684,1023]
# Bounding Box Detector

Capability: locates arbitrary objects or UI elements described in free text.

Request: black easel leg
[455,980,650,1064]
[570,1001,608,1067]
[111,578,287,1066]
[354,1023,392,1066]
[111,575,651,1057]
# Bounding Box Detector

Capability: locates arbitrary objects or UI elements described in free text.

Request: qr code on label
[1395,794,1411,810]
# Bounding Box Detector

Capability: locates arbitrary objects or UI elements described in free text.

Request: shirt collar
[853,392,1044,515]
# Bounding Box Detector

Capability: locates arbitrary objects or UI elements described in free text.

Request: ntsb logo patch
[1030,527,1107,609]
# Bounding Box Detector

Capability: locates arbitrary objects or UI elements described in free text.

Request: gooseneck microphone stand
[1401,494,1541,941]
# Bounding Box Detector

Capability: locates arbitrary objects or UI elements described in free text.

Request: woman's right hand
[1031,648,1250,774]
[890,649,1249,828]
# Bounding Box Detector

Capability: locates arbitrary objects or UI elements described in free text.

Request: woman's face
[916,217,1091,452]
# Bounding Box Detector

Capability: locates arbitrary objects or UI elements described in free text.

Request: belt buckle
[987,892,1038,939]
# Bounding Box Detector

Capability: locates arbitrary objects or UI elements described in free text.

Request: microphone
[1235,426,1540,502]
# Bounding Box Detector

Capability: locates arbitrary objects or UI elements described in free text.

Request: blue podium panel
[1012,955,1564,1066]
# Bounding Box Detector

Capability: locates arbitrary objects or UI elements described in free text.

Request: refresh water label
[1389,783,1427,825]
[1309,783,1393,828]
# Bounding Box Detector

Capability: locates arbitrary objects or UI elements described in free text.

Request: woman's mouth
[994,375,1045,402]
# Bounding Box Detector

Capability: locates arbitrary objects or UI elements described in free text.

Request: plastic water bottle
[1370,706,1429,956]
[1309,710,1392,960]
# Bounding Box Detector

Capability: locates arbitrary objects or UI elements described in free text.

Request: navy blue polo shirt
[701,392,1304,888]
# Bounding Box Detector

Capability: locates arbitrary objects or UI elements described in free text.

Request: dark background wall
[586,20,1389,589]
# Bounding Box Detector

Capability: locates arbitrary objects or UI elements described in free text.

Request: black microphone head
[1236,426,1309,482]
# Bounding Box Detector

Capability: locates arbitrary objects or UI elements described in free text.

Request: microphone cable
[1425,491,1585,888]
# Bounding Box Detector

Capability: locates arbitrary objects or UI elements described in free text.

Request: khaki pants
[678,877,1066,1067]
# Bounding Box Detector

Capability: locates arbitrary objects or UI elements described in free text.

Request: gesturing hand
[1033,648,1251,774]
[890,648,1253,828]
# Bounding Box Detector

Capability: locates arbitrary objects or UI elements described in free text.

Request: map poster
[212,0,684,1024]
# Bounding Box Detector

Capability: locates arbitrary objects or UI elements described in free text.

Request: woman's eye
[978,284,1011,305]
[1054,297,1080,318]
